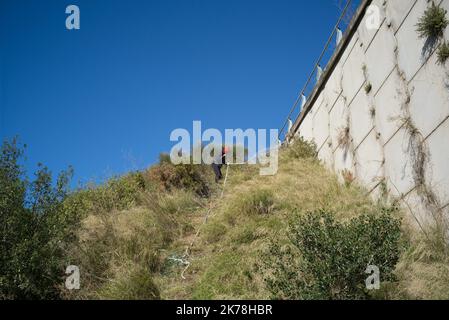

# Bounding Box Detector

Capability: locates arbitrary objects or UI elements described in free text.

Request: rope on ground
[220,164,230,198]
[179,164,230,280]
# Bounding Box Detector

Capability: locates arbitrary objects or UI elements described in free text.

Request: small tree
[0,138,75,299]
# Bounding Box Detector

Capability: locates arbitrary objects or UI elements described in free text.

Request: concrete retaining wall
[292,0,449,228]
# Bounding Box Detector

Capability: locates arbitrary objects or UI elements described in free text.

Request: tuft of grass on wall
[364,82,372,94]
[437,41,449,64]
[416,3,448,39]
[337,126,351,149]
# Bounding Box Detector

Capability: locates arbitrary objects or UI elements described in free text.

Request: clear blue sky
[0,0,359,186]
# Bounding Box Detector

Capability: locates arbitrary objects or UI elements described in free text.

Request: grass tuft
[437,41,449,64]
[416,3,448,39]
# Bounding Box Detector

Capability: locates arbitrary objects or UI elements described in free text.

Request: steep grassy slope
[155,145,393,299]
[66,141,449,300]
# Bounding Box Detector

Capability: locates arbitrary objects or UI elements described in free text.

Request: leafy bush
[263,209,402,300]
[284,137,317,160]
[0,138,77,299]
[63,172,146,221]
[146,161,210,197]
[416,3,448,39]
[107,173,146,206]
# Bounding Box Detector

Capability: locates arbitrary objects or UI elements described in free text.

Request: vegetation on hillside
[1,136,448,300]
[0,138,75,299]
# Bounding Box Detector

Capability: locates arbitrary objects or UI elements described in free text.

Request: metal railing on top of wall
[278,0,356,142]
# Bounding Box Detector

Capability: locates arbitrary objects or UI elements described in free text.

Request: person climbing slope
[212,146,229,183]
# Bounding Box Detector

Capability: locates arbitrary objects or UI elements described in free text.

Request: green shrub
[437,41,449,64]
[284,137,317,160]
[263,209,402,300]
[106,173,146,208]
[67,172,146,215]
[416,3,448,39]
[0,138,77,299]
[158,153,172,164]
[146,162,210,197]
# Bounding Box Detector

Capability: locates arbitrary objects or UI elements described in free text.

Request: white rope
[179,165,230,280]
[220,164,230,198]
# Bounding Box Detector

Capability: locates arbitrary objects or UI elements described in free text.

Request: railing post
[336,28,343,45]
[316,65,323,83]
[287,119,293,133]
[300,94,307,113]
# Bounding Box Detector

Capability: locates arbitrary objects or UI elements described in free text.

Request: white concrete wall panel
[325,70,343,112]
[341,39,366,103]
[408,52,449,138]
[384,127,416,197]
[329,96,349,151]
[374,68,405,143]
[425,118,449,206]
[354,130,384,191]
[385,0,417,34]
[364,23,397,94]
[395,0,433,82]
[312,103,330,150]
[318,139,334,171]
[313,91,326,115]
[349,89,374,148]
[341,35,359,67]
[298,113,314,142]
[359,0,387,51]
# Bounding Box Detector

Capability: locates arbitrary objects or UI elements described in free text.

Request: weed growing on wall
[364,82,373,94]
[416,3,448,39]
[337,126,351,149]
[416,2,449,62]
[369,106,376,119]
[437,41,449,64]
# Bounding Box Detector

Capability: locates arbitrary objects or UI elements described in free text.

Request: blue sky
[0,0,359,186]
